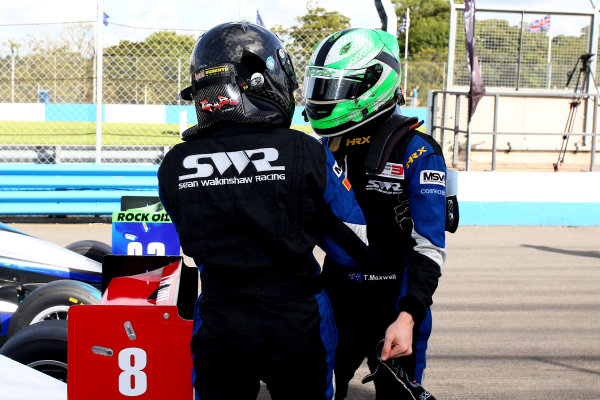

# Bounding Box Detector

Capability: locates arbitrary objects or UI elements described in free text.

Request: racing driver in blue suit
[158,22,368,400]
[302,28,447,399]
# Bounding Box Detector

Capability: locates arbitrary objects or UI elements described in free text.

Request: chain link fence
[2,7,599,165]
[450,8,596,92]
[434,5,600,171]
[0,22,347,164]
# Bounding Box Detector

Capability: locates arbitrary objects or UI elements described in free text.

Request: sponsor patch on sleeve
[342,177,352,191]
[333,161,343,178]
[420,170,446,186]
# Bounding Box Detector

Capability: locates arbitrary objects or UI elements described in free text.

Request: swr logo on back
[179,148,284,181]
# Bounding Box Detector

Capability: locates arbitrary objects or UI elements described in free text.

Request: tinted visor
[302,65,382,102]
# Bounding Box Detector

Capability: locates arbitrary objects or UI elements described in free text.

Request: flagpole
[547,33,552,88]
[403,8,409,97]
[95,0,104,164]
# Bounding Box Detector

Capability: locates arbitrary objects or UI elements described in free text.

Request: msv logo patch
[178,148,285,188]
[420,170,445,186]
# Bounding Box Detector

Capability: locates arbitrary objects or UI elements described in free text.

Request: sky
[0,0,596,46]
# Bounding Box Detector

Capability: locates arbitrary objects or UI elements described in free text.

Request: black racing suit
[321,113,446,399]
[158,124,367,400]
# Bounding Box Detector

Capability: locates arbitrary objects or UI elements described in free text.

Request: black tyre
[65,240,111,262]
[0,319,68,382]
[7,280,101,338]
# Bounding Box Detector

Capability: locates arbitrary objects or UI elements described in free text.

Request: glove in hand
[361,340,437,400]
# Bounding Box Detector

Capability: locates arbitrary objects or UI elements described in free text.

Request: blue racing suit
[321,112,446,399]
[158,123,367,400]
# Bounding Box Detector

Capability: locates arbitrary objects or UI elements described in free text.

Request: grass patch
[0,121,182,145]
[0,121,316,146]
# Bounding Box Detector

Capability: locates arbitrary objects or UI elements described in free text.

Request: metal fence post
[516,11,524,91]
[177,58,182,106]
[95,0,104,164]
[466,109,471,171]
[440,92,448,146]
[446,0,456,90]
[10,42,16,103]
[427,90,436,140]
[492,94,499,171]
[452,94,461,168]
[592,94,597,172]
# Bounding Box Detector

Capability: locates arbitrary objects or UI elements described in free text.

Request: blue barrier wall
[165,105,197,125]
[45,104,102,122]
[460,202,599,226]
[453,171,600,226]
[1,164,598,226]
[0,164,158,215]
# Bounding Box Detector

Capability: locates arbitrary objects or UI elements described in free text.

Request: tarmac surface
[9,222,600,400]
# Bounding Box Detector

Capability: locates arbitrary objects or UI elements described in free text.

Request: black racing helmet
[180,21,298,137]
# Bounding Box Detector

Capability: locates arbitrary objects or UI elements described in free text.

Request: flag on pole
[256,9,265,27]
[103,12,110,26]
[528,15,551,33]
[398,16,409,34]
[398,9,410,34]
[464,0,486,122]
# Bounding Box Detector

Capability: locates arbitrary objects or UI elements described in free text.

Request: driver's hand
[380,311,414,361]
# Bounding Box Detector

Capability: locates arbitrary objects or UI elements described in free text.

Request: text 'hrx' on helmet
[179,21,299,138]
[302,28,402,137]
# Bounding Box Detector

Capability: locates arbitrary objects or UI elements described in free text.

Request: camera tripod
[554,53,599,171]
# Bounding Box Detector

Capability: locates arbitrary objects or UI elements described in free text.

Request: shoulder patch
[372,162,404,180]
[405,146,427,169]
[342,177,352,191]
[420,170,445,186]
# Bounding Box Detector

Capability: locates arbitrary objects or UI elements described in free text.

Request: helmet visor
[302,65,382,102]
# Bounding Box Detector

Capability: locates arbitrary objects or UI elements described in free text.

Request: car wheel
[7,280,101,338]
[0,319,68,382]
[65,240,111,262]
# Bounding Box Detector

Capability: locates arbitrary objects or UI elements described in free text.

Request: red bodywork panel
[100,260,182,306]
[68,257,194,400]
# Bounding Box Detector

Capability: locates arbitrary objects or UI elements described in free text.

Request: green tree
[103,31,197,104]
[394,0,450,59]
[104,31,195,58]
[0,24,96,103]
[272,0,351,90]
[393,0,450,97]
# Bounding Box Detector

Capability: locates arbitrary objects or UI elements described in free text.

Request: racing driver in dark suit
[303,28,447,399]
[158,22,368,400]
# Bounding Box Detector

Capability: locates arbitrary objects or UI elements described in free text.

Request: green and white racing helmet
[302,28,402,137]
